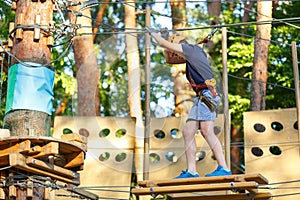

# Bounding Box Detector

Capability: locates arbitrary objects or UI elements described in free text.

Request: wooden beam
[9,153,80,185]
[0,171,5,199]
[132,181,259,196]
[0,129,10,138]
[44,180,56,200]
[25,157,78,179]
[0,140,31,157]
[138,174,268,187]
[31,142,59,159]
[26,180,33,198]
[166,192,272,200]
[61,133,87,144]
[63,151,85,169]
[59,142,85,154]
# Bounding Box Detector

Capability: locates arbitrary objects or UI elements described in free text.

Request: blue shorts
[187,89,220,122]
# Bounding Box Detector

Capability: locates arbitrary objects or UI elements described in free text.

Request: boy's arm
[149,31,184,55]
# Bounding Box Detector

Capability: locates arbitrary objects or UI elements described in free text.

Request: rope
[0,53,4,107]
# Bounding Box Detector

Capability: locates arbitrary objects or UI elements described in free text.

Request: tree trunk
[242,1,255,23]
[241,1,255,41]
[69,3,100,116]
[92,0,110,40]
[250,1,272,111]
[170,0,187,28]
[124,0,144,181]
[207,0,221,25]
[170,0,192,117]
[3,0,54,198]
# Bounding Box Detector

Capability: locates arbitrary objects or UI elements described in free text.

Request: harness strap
[190,82,208,89]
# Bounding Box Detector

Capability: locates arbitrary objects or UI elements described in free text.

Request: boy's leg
[200,120,228,169]
[182,120,199,173]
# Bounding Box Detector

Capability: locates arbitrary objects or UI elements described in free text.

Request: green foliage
[0,2,15,40]
[228,94,250,129]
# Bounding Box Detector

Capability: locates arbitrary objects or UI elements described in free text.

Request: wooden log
[131,181,259,196]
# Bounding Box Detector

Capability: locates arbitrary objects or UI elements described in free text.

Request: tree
[124,0,144,181]
[92,0,110,40]
[250,1,272,111]
[207,0,221,24]
[169,0,193,116]
[69,2,100,116]
[3,0,54,198]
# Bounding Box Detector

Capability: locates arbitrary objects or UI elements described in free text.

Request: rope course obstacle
[132,173,271,200]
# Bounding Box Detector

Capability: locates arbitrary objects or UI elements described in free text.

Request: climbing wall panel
[53,116,135,200]
[148,115,225,180]
[244,108,299,200]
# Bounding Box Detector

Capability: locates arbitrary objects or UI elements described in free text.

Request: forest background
[0,0,299,175]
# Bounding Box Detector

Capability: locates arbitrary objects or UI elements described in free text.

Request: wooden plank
[44,180,56,200]
[23,145,42,156]
[131,181,259,196]
[59,142,85,154]
[138,174,268,187]
[0,129,10,138]
[0,156,9,167]
[0,140,31,166]
[27,180,33,198]
[166,192,272,200]
[65,141,87,152]
[9,185,16,198]
[0,136,86,155]
[9,153,80,185]
[31,142,59,159]
[25,157,78,179]
[0,171,6,199]
[0,140,31,157]
[61,133,87,144]
[8,172,16,198]
[64,152,85,169]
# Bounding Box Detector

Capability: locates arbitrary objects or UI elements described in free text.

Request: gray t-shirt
[182,44,213,85]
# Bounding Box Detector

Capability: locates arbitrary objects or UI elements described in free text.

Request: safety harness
[189,72,218,112]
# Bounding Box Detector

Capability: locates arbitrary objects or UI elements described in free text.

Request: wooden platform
[0,135,87,185]
[0,130,99,200]
[131,174,272,200]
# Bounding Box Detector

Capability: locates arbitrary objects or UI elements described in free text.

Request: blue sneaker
[175,170,199,179]
[205,166,232,177]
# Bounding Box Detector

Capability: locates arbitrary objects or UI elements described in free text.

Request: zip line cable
[77,17,300,37]
[65,0,300,8]
[243,6,300,30]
